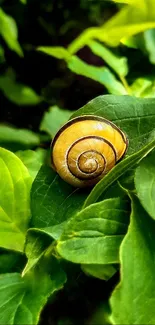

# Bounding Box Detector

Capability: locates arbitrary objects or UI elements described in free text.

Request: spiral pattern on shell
[51,115,128,187]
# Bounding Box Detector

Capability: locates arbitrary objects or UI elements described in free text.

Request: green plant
[1,0,155,324]
[0,94,155,324]
[37,0,155,98]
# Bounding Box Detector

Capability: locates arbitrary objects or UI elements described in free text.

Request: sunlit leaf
[144,28,155,64]
[68,0,155,53]
[16,150,45,180]
[88,40,128,77]
[130,77,153,97]
[37,46,71,60]
[0,148,32,252]
[68,56,127,95]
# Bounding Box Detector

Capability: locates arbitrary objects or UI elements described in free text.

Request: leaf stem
[120,75,131,94]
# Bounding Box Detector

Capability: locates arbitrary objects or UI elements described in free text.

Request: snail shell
[51,115,128,188]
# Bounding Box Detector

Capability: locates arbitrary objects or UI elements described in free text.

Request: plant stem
[120,75,132,94]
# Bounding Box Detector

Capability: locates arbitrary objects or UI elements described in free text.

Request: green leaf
[88,40,128,77]
[38,43,128,80]
[0,73,41,105]
[0,257,66,324]
[110,195,155,324]
[0,125,40,151]
[102,0,155,47]
[83,139,155,207]
[31,165,89,228]
[120,35,138,49]
[0,8,23,56]
[40,106,74,137]
[118,168,135,192]
[130,78,155,99]
[88,302,111,325]
[130,77,153,97]
[0,148,32,252]
[16,150,45,180]
[112,0,134,3]
[0,45,5,64]
[26,223,69,244]
[71,95,155,154]
[135,150,155,220]
[37,46,71,60]
[144,28,155,64]
[57,198,130,264]
[22,231,53,276]
[68,1,155,53]
[81,264,117,280]
[20,0,27,4]
[142,85,155,98]
[68,56,127,95]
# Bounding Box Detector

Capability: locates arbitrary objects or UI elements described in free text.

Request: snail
[51,115,128,188]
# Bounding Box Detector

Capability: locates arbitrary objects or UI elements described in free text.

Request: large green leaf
[31,165,89,228]
[71,95,155,154]
[135,150,155,220]
[0,8,23,56]
[57,198,130,264]
[0,148,32,252]
[0,125,40,151]
[68,56,126,95]
[110,195,155,324]
[40,105,74,138]
[83,139,155,207]
[0,73,41,106]
[0,257,66,324]
[88,40,128,77]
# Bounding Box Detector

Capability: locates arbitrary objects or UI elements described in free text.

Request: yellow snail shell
[51,115,128,188]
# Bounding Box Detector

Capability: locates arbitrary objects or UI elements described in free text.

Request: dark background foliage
[1,0,116,130]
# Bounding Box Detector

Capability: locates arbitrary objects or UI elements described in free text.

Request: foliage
[1,0,155,324]
[0,94,155,323]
